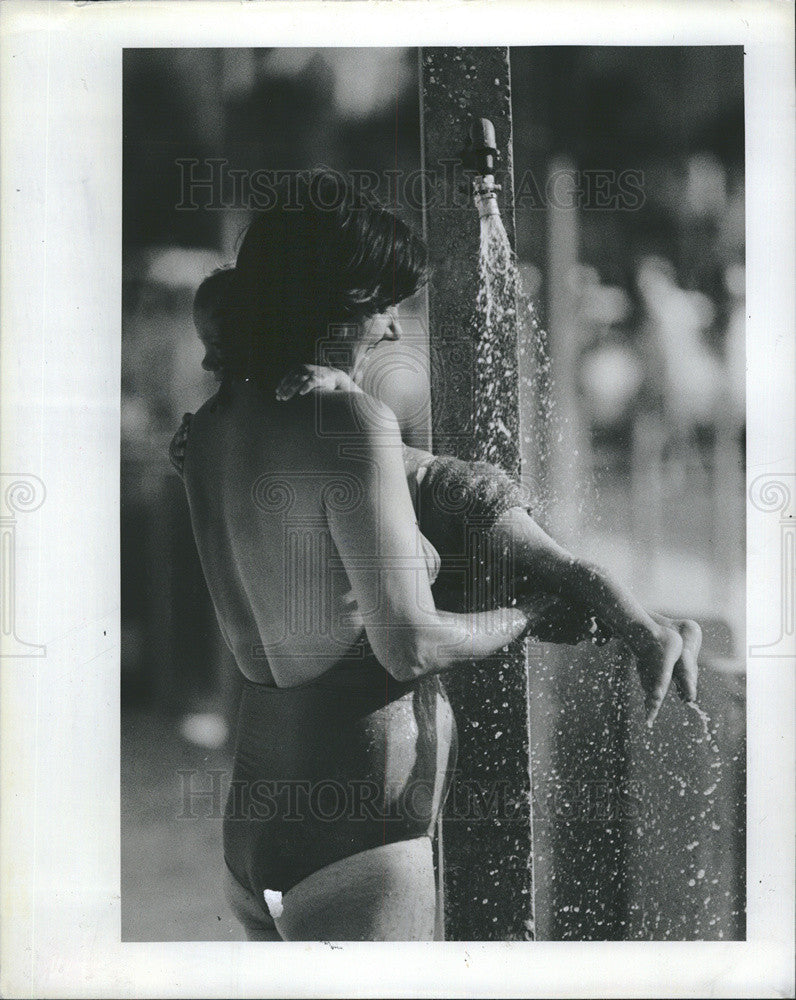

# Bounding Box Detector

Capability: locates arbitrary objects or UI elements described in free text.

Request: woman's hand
[276,364,361,401]
[649,611,701,704]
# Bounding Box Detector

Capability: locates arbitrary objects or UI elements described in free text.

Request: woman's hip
[225,837,437,941]
[225,673,457,896]
[232,675,458,820]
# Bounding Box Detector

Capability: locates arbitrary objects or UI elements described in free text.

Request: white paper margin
[1,1,793,997]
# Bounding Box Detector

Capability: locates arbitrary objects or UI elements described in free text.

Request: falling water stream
[473,206,520,464]
[470,188,739,939]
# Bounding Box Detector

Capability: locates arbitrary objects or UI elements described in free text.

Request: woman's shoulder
[312,388,401,440]
[167,387,233,475]
[170,387,402,477]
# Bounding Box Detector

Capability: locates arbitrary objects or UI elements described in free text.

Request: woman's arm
[319,391,548,682]
[491,508,660,639]
[491,507,699,709]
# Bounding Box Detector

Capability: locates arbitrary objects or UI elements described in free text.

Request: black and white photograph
[121,42,745,945]
[1,1,794,996]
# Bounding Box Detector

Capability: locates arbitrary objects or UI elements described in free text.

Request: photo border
[1,1,793,996]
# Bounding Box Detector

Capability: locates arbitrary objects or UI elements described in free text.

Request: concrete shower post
[419,47,536,941]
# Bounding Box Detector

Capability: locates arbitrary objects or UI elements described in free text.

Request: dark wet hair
[201,171,428,382]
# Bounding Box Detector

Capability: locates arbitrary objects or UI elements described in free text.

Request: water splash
[686,700,721,756]
[473,211,521,466]
[629,700,728,939]
[476,212,517,334]
[474,195,738,940]
[472,204,569,521]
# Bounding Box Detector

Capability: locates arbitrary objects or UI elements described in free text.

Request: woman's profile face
[350,306,403,384]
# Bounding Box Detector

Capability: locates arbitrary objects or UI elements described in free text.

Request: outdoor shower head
[463,118,502,220]
[466,117,499,178]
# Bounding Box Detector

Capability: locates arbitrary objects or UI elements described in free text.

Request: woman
[273,365,702,716]
[183,269,700,712]
[174,172,561,941]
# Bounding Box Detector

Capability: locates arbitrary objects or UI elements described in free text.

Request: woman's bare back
[182,380,366,686]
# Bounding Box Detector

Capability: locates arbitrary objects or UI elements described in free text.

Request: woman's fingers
[276,376,308,400]
[639,626,683,727]
[650,612,701,704]
[671,619,701,703]
[275,377,296,400]
[276,366,319,400]
[277,364,355,400]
